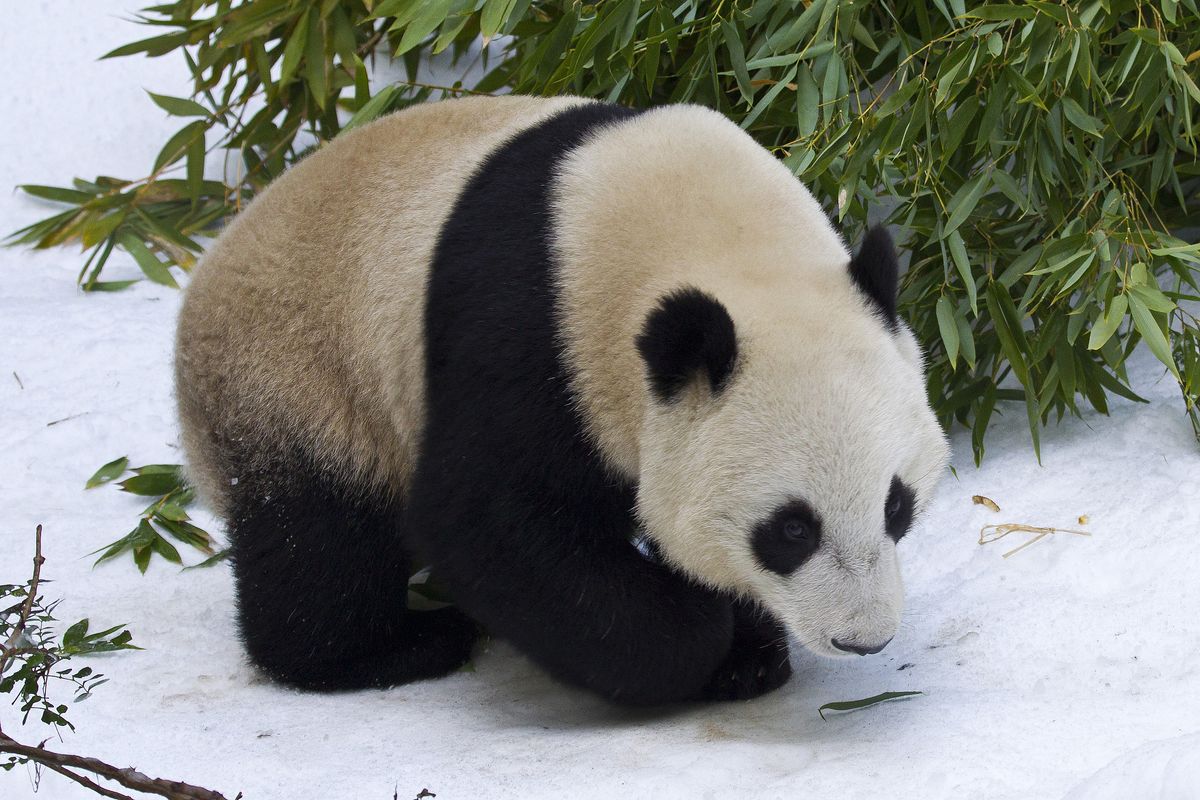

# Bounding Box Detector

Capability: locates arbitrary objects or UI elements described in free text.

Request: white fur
[552,105,950,656]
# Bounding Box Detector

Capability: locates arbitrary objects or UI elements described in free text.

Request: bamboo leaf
[158,518,216,553]
[134,464,183,476]
[102,31,190,59]
[1061,97,1103,137]
[742,65,798,130]
[118,233,178,288]
[18,185,95,204]
[957,312,977,368]
[344,85,398,130]
[1129,284,1176,314]
[147,92,208,118]
[152,121,206,173]
[721,21,753,104]
[795,64,819,138]
[944,172,990,235]
[946,230,977,314]
[186,135,205,204]
[151,533,183,564]
[85,457,129,489]
[280,9,310,85]
[134,542,153,574]
[936,295,960,367]
[119,472,182,496]
[481,0,519,41]
[182,548,232,570]
[1087,294,1128,350]
[819,691,923,721]
[85,279,141,292]
[1129,294,1181,377]
[395,0,455,56]
[304,8,327,108]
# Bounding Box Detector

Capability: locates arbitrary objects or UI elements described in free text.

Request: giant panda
[175,94,949,705]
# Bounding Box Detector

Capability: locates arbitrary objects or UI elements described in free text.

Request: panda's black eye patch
[752,500,822,575]
[885,476,916,542]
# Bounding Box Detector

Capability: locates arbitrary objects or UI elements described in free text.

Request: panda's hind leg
[224,450,479,691]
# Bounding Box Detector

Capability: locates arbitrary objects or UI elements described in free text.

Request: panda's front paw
[699,638,792,701]
[698,599,792,701]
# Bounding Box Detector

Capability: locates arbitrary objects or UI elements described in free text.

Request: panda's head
[634,226,949,658]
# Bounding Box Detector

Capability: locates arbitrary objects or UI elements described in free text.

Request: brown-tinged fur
[175,95,586,516]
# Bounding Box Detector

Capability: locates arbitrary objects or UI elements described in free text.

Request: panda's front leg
[408,487,748,705]
[698,597,792,701]
[638,535,792,701]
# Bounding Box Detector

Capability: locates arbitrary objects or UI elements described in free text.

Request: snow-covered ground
[3,4,1199,799]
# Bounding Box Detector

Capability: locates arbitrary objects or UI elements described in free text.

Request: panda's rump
[174,95,586,515]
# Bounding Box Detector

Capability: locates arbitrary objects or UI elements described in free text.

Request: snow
[1064,734,1200,800]
[3,3,1200,799]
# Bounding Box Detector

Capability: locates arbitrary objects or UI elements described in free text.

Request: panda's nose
[831,636,893,655]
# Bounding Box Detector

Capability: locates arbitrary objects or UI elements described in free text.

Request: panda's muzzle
[831,635,893,656]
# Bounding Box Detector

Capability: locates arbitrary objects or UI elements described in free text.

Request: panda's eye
[885,492,903,519]
[752,500,823,575]
[781,517,813,542]
[885,476,916,541]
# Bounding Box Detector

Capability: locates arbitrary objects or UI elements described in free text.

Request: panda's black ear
[848,225,900,330]
[636,288,737,404]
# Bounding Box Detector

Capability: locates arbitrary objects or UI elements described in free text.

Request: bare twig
[33,754,137,800]
[356,25,386,58]
[46,412,90,427]
[0,733,234,800]
[11,371,22,389]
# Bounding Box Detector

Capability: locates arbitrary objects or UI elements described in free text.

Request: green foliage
[1,531,238,800]
[8,0,1200,456]
[1,538,138,750]
[818,689,923,720]
[86,459,225,572]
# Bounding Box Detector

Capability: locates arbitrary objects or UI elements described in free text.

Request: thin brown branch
[388,78,494,97]
[36,756,137,800]
[356,25,386,58]
[0,525,44,677]
[0,732,234,800]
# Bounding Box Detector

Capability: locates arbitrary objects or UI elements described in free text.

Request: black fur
[703,597,792,700]
[848,225,900,330]
[406,102,788,705]
[636,288,738,403]
[226,446,479,691]
[885,476,916,541]
[751,499,823,575]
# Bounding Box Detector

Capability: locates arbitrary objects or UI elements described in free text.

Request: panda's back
[175,95,586,513]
